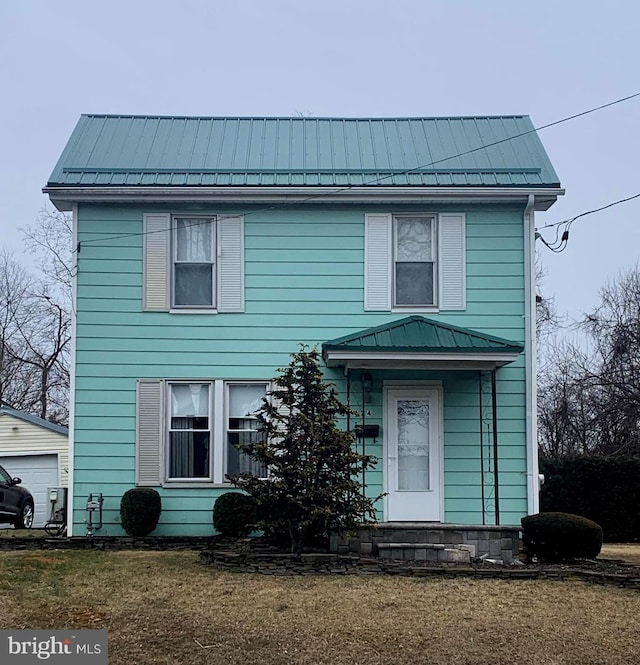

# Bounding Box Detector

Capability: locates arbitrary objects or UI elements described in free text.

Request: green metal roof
[322,316,524,356]
[47,114,560,188]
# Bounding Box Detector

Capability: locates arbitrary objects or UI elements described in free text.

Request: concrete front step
[377,542,475,563]
[331,524,521,562]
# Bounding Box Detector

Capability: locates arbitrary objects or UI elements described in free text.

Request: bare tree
[22,208,74,304]
[537,265,640,459]
[0,209,72,424]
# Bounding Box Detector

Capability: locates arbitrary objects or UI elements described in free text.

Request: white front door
[385,387,442,521]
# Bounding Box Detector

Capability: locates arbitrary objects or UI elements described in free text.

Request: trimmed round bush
[120,488,162,536]
[213,492,256,537]
[522,512,603,562]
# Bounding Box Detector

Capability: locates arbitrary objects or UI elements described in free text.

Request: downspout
[66,203,78,536]
[523,194,539,515]
[491,369,500,525]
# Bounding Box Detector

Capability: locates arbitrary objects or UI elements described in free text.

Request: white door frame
[383,381,444,522]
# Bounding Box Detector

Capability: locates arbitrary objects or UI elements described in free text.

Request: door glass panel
[397,398,430,490]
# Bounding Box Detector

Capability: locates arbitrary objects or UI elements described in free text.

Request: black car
[0,463,34,529]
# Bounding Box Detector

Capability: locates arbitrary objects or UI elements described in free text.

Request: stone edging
[200,549,640,589]
[0,536,216,551]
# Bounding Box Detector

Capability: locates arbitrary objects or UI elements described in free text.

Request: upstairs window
[173,217,216,307]
[365,212,465,311]
[143,213,244,313]
[394,215,436,307]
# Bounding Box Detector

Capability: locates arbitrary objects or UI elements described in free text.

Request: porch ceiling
[322,316,523,370]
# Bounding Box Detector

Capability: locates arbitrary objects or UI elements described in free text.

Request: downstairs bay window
[136,379,269,486]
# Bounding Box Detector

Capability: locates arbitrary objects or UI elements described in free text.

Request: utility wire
[536,191,640,253]
[73,91,640,251]
[537,191,640,231]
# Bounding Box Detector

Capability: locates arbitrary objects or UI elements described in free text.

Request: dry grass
[0,550,639,665]
[0,528,48,538]
[601,543,640,564]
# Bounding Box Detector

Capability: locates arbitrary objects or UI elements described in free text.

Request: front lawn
[1,550,639,664]
[601,543,640,564]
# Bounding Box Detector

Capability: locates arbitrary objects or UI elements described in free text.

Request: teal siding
[72,203,528,535]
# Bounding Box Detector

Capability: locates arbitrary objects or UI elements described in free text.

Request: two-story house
[45,115,562,557]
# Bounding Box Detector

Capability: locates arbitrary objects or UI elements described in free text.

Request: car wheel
[15,502,34,530]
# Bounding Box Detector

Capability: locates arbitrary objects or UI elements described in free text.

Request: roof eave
[43,185,564,212]
[323,350,522,370]
[0,406,69,435]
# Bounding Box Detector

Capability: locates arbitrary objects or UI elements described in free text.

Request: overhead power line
[73,91,640,251]
[536,191,640,253]
[537,192,640,231]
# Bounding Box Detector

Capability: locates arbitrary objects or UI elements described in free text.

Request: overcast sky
[1,0,638,323]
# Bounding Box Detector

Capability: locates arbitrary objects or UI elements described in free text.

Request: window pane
[396,217,432,262]
[397,399,430,490]
[171,384,209,418]
[395,262,434,305]
[176,219,212,262]
[174,264,213,306]
[227,384,268,478]
[169,431,210,478]
[171,416,209,431]
[229,384,266,418]
[227,431,268,478]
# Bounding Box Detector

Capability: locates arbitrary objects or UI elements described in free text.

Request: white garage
[0,454,59,527]
[0,407,68,529]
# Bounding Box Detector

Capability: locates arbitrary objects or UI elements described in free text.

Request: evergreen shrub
[212,492,256,537]
[521,512,603,562]
[120,488,162,536]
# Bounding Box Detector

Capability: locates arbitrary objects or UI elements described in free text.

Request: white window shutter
[217,215,245,312]
[136,380,163,486]
[365,213,392,311]
[143,213,170,311]
[439,213,466,310]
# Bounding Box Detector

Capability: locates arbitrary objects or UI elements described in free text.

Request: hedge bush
[213,492,256,537]
[521,512,603,562]
[540,457,640,542]
[120,488,162,536]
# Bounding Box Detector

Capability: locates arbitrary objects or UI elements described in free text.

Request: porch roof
[322,316,524,370]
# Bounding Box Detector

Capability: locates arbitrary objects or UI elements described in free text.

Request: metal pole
[346,368,351,434]
[479,371,486,525]
[361,371,366,504]
[491,369,500,525]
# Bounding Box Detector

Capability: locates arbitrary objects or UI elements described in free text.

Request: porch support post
[491,369,500,525]
[361,371,366,504]
[346,368,351,434]
[478,371,486,525]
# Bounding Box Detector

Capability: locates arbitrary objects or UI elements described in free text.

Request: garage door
[0,454,59,528]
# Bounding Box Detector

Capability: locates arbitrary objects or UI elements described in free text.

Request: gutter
[43,185,564,212]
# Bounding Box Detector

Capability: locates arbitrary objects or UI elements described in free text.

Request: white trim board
[46,186,564,211]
